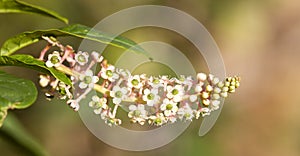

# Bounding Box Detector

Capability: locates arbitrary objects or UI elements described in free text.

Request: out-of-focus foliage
[0,24,151,58]
[0,70,37,126]
[0,0,68,23]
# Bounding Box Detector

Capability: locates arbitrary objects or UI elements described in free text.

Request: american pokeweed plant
[0,0,240,155]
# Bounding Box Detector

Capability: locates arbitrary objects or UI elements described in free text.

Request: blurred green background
[1,0,300,156]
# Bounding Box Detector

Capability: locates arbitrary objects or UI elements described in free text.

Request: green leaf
[0,24,152,60]
[0,113,48,156]
[0,109,7,127]
[0,0,68,24]
[0,70,37,127]
[0,54,72,85]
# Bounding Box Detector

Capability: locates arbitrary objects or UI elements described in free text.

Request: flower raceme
[39,37,241,126]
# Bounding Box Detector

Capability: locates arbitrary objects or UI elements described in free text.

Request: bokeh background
[1,0,300,156]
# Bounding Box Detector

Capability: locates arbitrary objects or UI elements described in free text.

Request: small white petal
[86,70,93,76]
[109,91,115,97]
[129,105,137,111]
[166,93,173,99]
[222,87,229,92]
[147,102,154,107]
[213,94,220,99]
[101,72,108,79]
[217,82,224,88]
[152,89,158,94]
[189,95,198,102]
[172,105,178,112]
[45,61,53,67]
[112,86,120,92]
[164,110,171,116]
[92,95,99,102]
[79,82,87,89]
[195,84,202,93]
[88,83,95,88]
[214,87,221,94]
[121,88,128,94]
[166,86,173,92]
[173,96,181,102]
[160,104,166,111]
[94,108,102,114]
[92,76,99,83]
[220,92,228,98]
[39,75,50,87]
[144,89,150,95]
[212,77,220,85]
[113,98,121,104]
[208,74,214,81]
[212,100,220,106]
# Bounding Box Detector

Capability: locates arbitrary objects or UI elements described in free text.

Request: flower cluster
[38,36,241,126]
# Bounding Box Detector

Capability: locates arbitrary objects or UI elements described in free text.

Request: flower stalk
[39,36,241,126]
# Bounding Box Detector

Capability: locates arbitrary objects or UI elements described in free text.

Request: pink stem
[39,44,51,60]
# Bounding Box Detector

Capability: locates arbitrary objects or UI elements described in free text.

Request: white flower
[160,99,178,116]
[220,92,228,98]
[177,105,194,121]
[195,83,203,93]
[194,110,201,119]
[45,51,61,67]
[57,82,72,99]
[110,86,128,105]
[211,100,220,111]
[197,73,207,81]
[105,118,122,126]
[200,108,211,117]
[100,109,111,120]
[116,68,131,78]
[91,51,103,63]
[212,93,220,100]
[148,76,164,88]
[128,104,147,125]
[127,75,143,89]
[67,99,79,111]
[212,77,220,85]
[160,75,170,91]
[79,70,99,89]
[167,116,177,123]
[89,95,108,114]
[166,85,184,102]
[100,110,122,126]
[214,87,222,94]
[217,82,224,88]
[75,51,89,66]
[142,88,160,106]
[100,65,119,82]
[176,75,193,90]
[148,113,166,126]
[39,74,50,87]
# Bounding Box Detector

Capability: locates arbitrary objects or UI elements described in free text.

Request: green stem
[0,113,48,156]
